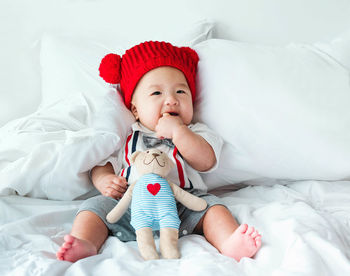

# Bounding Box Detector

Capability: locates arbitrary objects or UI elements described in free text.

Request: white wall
[1,0,350,126]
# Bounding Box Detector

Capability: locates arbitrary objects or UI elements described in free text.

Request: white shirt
[99,122,223,192]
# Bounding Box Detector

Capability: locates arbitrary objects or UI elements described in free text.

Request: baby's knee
[206,204,229,216]
[194,205,230,234]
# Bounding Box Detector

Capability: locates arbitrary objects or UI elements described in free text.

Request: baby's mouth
[167,112,179,116]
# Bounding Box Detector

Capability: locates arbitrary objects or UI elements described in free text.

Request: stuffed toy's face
[130,149,174,178]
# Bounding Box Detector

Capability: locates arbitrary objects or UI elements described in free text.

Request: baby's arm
[91,162,127,199]
[172,125,216,172]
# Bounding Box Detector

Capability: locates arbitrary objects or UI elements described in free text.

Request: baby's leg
[56,211,108,262]
[195,205,261,262]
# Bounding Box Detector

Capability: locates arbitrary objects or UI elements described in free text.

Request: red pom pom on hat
[99,53,121,84]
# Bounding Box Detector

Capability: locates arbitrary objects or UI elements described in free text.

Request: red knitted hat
[99,41,199,109]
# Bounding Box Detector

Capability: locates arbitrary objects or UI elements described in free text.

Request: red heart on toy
[147,183,161,196]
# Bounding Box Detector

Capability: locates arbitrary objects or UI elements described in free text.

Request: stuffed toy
[106,148,207,260]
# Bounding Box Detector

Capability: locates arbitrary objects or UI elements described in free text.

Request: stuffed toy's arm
[170,183,207,211]
[106,182,135,223]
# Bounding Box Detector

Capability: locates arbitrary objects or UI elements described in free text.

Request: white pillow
[194,39,350,186]
[40,19,214,107]
[0,91,134,200]
[314,29,350,70]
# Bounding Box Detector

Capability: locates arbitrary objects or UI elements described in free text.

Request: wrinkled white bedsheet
[1,180,350,276]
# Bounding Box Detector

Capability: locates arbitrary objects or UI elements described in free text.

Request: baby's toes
[60,235,75,249]
[64,234,75,243]
[62,242,73,249]
[251,229,259,238]
[246,226,255,235]
[255,235,262,248]
[56,250,65,260]
[237,224,248,234]
[57,247,67,254]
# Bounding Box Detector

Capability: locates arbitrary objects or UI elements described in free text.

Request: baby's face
[131,66,193,131]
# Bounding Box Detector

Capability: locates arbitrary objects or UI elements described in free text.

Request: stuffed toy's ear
[168,157,175,170]
[130,151,141,164]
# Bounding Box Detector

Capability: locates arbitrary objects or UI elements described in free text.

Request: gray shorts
[77,189,227,242]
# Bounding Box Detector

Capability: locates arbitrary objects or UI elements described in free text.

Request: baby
[56,41,261,262]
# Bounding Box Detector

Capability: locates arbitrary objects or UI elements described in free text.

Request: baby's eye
[151,91,161,96]
[176,90,186,94]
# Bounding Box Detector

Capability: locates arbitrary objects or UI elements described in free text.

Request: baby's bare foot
[56,234,97,262]
[220,224,262,262]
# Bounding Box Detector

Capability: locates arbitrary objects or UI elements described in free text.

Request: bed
[1,1,350,275]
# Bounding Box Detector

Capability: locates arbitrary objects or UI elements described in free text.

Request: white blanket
[1,180,350,276]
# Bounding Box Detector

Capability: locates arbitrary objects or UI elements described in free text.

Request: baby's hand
[96,174,127,199]
[155,113,184,139]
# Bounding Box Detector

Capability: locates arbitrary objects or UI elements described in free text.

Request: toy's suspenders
[125,131,139,182]
[121,131,139,182]
[172,147,185,188]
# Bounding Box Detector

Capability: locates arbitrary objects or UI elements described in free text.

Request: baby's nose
[165,94,178,105]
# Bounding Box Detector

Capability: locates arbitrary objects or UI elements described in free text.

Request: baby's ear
[130,103,139,120]
[130,151,141,164]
